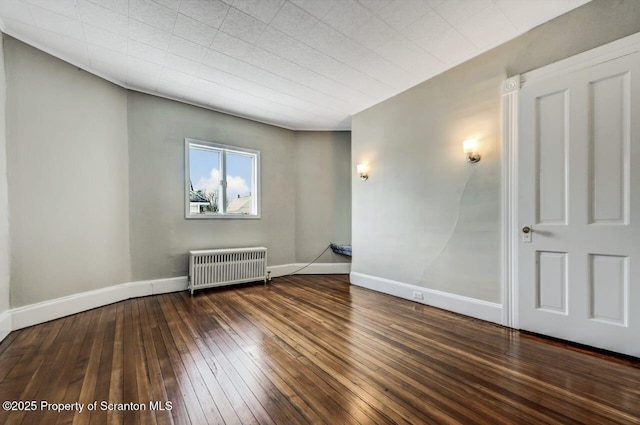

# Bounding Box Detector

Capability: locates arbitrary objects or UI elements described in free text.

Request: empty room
[0,0,639,423]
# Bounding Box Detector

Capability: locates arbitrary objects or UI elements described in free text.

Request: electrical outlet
[413,291,424,301]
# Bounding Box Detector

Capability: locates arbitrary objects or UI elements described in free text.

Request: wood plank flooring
[0,274,639,424]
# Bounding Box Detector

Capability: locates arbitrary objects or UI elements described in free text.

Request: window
[185,138,260,218]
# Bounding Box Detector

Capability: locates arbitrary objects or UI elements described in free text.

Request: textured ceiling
[0,0,590,130]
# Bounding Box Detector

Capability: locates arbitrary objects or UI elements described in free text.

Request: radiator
[188,247,267,294]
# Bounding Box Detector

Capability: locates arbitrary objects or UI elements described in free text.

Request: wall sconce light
[356,163,369,180]
[462,139,481,163]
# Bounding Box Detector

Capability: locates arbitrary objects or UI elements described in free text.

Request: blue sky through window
[190,147,252,201]
[190,148,219,191]
[226,153,253,199]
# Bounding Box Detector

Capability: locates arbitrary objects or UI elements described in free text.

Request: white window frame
[185,138,260,219]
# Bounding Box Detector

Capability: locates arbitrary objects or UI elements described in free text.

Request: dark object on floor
[330,243,352,257]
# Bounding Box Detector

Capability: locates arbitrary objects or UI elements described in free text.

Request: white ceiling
[0,0,590,130]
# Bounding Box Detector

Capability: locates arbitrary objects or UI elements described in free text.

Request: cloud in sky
[226,174,250,199]
[195,168,250,200]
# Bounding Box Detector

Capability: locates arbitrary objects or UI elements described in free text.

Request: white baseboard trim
[350,272,503,325]
[150,276,190,294]
[267,264,299,277]
[10,276,188,332]
[268,262,351,278]
[0,311,11,344]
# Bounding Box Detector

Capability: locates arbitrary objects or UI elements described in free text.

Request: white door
[518,52,640,357]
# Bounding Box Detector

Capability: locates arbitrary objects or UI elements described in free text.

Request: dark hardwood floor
[0,274,639,424]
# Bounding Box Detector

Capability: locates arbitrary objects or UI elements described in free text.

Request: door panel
[518,53,640,357]
[536,251,568,314]
[537,90,569,224]
[589,254,628,326]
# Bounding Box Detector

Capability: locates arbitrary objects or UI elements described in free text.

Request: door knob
[522,226,532,234]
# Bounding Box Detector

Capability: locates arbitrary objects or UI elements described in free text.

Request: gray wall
[128,96,354,280]
[294,131,351,263]
[128,92,297,280]
[5,37,131,307]
[351,0,640,303]
[4,36,352,305]
[0,34,9,314]
[3,35,352,306]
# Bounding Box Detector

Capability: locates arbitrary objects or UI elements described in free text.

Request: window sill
[185,214,261,220]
